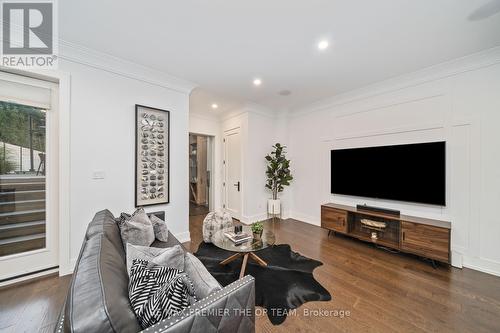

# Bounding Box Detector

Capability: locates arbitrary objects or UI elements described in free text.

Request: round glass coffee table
[212,225,276,278]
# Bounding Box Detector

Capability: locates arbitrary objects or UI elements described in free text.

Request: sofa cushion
[184,252,222,300]
[129,260,193,329]
[118,208,155,249]
[65,233,141,333]
[151,231,183,248]
[150,214,169,242]
[126,243,185,275]
[85,209,124,256]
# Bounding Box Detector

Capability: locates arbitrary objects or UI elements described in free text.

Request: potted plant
[251,221,264,240]
[265,143,293,215]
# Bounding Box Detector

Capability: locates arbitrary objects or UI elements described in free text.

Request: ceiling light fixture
[253,78,262,86]
[318,40,329,51]
[211,103,218,109]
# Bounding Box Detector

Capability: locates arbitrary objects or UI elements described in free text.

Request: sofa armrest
[143,275,255,333]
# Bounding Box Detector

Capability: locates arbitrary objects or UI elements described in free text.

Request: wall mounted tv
[331,141,446,206]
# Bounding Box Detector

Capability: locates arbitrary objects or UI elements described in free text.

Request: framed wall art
[135,104,170,207]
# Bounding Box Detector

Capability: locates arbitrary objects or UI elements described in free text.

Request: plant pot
[267,199,281,214]
[252,231,263,240]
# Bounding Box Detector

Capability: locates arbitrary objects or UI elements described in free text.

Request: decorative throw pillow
[128,260,196,329]
[202,211,233,243]
[126,243,185,275]
[184,252,222,300]
[118,208,155,249]
[150,215,169,242]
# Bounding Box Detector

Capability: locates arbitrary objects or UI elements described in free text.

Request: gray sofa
[55,210,255,333]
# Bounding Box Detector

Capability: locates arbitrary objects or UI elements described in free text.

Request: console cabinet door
[321,207,348,233]
[401,222,450,263]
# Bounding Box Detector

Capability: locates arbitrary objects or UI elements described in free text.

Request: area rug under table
[194,242,331,325]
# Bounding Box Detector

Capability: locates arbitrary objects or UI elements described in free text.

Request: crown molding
[58,40,198,94]
[189,111,220,122]
[220,102,285,122]
[291,45,500,117]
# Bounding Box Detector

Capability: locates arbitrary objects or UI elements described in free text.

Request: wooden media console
[321,203,451,264]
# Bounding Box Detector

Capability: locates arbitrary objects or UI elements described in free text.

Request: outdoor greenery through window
[0,101,47,257]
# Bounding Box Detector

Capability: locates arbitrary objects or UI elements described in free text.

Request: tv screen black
[331,141,446,206]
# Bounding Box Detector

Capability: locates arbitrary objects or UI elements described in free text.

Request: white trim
[462,256,500,278]
[58,40,197,95]
[292,46,500,116]
[221,102,278,122]
[189,111,220,122]
[290,212,320,226]
[0,268,59,288]
[1,68,73,277]
[175,231,191,244]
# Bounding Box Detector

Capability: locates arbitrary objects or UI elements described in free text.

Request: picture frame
[135,104,170,207]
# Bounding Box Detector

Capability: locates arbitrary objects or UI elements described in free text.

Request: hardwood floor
[1,216,500,332]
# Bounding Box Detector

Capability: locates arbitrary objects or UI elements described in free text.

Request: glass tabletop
[212,225,276,253]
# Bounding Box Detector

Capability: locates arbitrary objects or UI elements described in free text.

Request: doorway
[189,133,214,216]
[0,71,59,282]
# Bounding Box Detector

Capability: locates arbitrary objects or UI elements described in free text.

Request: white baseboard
[0,268,59,288]
[450,250,463,268]
[289,211,320,226]
[239,210,292,225]
[175,231,191,243]
[462,256,500,277]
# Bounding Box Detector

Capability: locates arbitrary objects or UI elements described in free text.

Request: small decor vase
[253,231,263,241]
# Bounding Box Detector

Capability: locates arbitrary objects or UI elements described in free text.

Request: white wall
[214,107,291,224]
[288,51,500,276]
[59,57,192,268]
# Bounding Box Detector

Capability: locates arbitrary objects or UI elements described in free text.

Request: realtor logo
[1,1,57,68]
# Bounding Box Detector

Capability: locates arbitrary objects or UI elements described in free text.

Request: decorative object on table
[202,210,233,243]
[234,225,243,234]
[224,230,252,245]
[194,242,331,325]
[251,221,264,240]
[265,143,293,219]
[360,218,387,242]
[135,104,170,207]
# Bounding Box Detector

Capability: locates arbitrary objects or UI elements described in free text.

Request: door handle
[234,181,240,192]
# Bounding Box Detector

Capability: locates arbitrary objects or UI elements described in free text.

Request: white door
[0,71,59,282]
[224,129,241,219]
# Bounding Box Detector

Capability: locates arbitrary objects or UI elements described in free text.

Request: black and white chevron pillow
[129,259,196,329]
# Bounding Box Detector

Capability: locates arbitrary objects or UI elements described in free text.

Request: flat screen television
[331,141,446,206]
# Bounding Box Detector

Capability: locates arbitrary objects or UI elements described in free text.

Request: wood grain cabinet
[321,206,348,233]
[401,222,450,263]
[321,203,451,264]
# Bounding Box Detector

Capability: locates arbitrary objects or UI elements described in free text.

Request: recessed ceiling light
[253,78,262,86]
[318,40,329,50]
[211,103,218,109]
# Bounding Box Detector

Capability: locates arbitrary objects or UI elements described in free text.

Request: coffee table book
[224,232,252,244]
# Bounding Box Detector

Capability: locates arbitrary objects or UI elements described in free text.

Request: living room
[1,1,500,332]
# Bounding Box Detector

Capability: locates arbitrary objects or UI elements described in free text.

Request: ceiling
[59,0,500,113]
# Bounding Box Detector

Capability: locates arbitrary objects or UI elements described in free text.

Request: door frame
[188,133,215,211]
[223,127,242,220]
[0,71,60,283]
[0,67,71,282]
